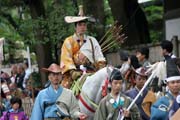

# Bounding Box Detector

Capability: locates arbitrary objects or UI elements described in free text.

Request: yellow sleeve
[60,36,79,74]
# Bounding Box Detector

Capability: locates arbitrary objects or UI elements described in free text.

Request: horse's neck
[93,67,108,84]
[82,67,110,103]
[94,83,105,103]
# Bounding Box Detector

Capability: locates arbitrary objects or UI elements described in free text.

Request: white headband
[166,76,180,82]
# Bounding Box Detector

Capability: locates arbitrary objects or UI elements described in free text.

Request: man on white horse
[60,5,106,88]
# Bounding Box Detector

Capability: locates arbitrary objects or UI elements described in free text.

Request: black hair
[110,68,123,82]
[74,20,87,27]
[119,50,129,61]
[161,40,173,53]
[10,97,22,108]
[137,47,149,59]
[130,55,141,69]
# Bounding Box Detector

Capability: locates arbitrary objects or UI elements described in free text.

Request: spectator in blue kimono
[30,63,87,120]
[169,95,180,119]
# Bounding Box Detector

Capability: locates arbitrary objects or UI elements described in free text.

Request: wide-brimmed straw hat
[65,5,93,23]
[41,63,62,73]
[65,16,90,23]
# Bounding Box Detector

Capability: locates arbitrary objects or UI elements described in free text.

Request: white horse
[75,61,166,119]
[77,61,168,119]
[77,66,114,119]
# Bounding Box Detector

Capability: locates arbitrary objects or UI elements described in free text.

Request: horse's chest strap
[79,95,96,113]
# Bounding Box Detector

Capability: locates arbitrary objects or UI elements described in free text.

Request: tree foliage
[0,0,76,61]
[143,3,163,42]
[0,0,164,83]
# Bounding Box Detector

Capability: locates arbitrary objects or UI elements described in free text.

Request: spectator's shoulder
[153,95,170,107]
[122,94,132,101]
[62,87,73,94]
[125,89,134,96]
[38,88,48,95]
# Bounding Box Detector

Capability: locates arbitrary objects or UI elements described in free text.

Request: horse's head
[81,66,113,98]
[106,65,114,80]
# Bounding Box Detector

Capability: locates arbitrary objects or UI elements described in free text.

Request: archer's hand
[70,70,82,80]
[79,112,88,120]
[123,109,130,118]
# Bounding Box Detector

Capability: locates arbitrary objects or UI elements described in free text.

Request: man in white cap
[60,5,106,88]
[150,59,180,120]
[30,63,87,120]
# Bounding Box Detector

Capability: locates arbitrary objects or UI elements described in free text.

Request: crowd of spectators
[0,60,35,118]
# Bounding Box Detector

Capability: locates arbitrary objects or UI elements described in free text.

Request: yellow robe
[60,35,80,74]
[60,33,106,74]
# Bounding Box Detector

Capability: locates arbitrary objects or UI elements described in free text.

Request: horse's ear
[106,66,113,80]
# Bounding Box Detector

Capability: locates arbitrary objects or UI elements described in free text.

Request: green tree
[0,0,163,85]
[108,0,150,46]
[0,0,76,84]
[144,5,163,42]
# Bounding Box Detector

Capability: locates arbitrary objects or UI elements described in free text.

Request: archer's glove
[70,70,82,80]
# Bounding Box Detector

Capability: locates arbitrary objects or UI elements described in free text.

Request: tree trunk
[28,0,53,86]
[83,0,105,40]
[108,0,150,46]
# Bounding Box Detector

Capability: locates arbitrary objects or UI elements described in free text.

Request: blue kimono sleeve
[150,96,170,120]
[30,92,44,120]
[169,99,180,118]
